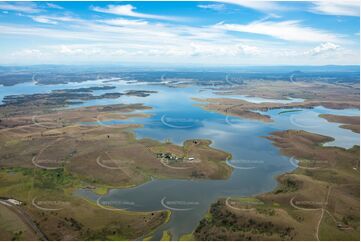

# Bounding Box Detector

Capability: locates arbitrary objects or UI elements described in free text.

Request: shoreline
[193,129,360,240]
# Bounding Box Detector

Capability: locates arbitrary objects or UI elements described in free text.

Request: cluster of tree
[194,201,295,240]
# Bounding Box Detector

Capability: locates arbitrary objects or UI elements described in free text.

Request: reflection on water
[1,78,359,239]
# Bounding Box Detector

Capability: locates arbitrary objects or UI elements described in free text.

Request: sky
[0,0,359,66]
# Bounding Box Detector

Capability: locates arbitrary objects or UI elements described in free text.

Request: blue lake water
[1,78,359,240]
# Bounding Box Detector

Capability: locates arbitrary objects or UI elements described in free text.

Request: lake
[1,78,359,239]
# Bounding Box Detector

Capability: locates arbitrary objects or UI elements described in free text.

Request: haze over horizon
[0,0,359,66]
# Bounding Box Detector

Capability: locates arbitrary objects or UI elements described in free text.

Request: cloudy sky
[0,1,359,66]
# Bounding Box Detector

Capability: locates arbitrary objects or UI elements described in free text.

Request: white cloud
[46,3,63,10]
[6,40,358,65]
[304,42,340,55]
[57,45,102,55]
[219,0,287,12]
[275,42,342,58]
[310,0,359,17]
[10,41,262,61]
[0,2,41,13]
[237,44,262,55]
[198,4,225,11]
[98,18,148,27]
[0,3,358,66]
[11,48,44,58]
[189,42,261,57]
[214,20,342,43]
[91,4,181,21]
[30,15,81,25]
[32,16,58,24]
[0,24,106,41]
[0,16,347,64]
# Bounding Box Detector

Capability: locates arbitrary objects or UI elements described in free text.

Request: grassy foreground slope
[0,167,170,240]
